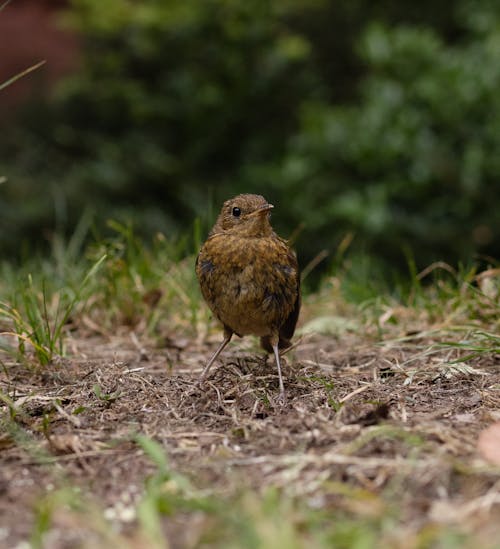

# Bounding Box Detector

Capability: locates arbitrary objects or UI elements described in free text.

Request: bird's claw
[277,391,287,406]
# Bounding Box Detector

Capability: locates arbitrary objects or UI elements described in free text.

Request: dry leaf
[477,422,500,466]
[48,434,84,455]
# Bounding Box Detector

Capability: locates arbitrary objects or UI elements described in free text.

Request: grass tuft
[0,254,106,365]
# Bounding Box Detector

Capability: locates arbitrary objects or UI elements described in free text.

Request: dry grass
[1,238,499,548]
[1,317,499,547]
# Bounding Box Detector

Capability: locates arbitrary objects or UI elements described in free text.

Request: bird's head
[211,194,275,237]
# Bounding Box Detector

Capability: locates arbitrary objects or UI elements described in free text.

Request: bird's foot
[276,391,287,407]
[196,374,207,388]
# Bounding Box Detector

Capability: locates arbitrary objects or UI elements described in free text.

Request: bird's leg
[199,328,233,382]
[270,334,286,404]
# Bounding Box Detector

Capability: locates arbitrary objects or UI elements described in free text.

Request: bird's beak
[251,203,274,217]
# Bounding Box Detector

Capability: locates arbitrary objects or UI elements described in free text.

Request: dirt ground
[1,328,500,548]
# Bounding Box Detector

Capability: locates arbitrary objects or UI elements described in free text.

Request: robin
[196,193,300,402]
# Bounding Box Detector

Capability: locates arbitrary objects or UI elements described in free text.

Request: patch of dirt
[1,330,500,547]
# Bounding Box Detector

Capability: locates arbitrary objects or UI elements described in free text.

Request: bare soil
[1,329,500,548]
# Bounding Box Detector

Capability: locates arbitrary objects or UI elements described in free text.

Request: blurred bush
[1,0,499,276]
[258,3,500,269]
[1,0,321,252]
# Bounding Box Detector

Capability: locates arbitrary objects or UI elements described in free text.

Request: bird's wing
[278,246,301,346]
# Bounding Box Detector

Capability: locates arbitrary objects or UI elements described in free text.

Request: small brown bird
[196,194,300,401]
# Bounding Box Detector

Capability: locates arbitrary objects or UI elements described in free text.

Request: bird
[195,193,300,402]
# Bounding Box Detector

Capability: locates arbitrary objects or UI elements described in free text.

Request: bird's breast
[196,234,298,336]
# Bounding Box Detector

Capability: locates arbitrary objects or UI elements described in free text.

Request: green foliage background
[1,0,499,275]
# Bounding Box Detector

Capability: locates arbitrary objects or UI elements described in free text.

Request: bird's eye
[232,207,241,217]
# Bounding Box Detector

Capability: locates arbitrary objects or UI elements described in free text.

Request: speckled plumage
[196,194,300,401]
